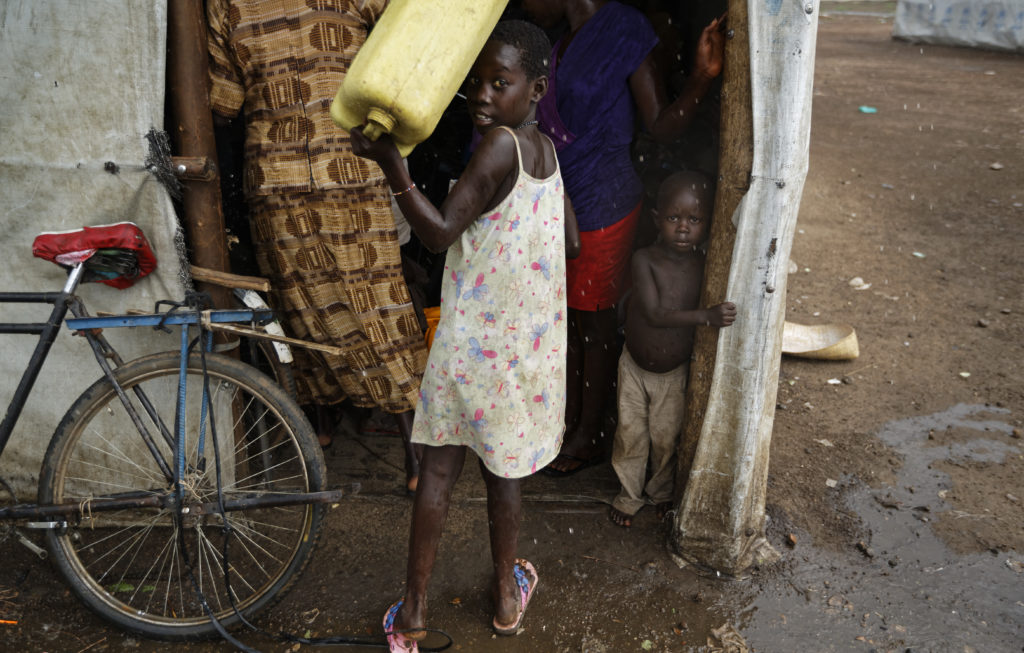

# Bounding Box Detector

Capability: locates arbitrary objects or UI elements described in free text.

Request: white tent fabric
[0,1,183,497]
[671,0,820,575]
[893,0,1024,52]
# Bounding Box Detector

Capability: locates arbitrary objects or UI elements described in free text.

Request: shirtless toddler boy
[609,171,736,528]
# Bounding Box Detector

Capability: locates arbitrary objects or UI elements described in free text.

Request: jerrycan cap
[364,107,397,141]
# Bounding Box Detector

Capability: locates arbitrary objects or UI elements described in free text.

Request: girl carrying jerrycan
[351,19,580,651]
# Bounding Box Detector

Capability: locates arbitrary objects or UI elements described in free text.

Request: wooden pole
[677,0,754,496]
[166,0,232,308]
[670,0,819,574]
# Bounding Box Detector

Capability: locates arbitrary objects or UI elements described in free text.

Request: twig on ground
[76,638,106,653]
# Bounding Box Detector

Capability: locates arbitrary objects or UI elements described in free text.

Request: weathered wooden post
[672,0,820,575]
[166,0,232,308]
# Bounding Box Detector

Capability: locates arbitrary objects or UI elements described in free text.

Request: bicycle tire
[38,351,326,640]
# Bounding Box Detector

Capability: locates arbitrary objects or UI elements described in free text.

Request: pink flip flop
[383,599,420,653]
[493,558,539,636]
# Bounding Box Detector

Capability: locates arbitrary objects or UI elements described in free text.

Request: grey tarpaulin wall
[893,0,1024,52]
[671,0,819,575]
[0,1,184,497]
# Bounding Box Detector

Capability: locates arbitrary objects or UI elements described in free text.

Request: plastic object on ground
[782,321,860,360]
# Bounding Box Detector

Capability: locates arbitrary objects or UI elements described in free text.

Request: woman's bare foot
[543,428,606,476]
[544,451,604,475]
[404,442,422,495]
[305,404,338,449]
[609,506,633,528]
[656,502,673,521]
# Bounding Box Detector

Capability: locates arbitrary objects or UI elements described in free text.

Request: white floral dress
[410,129,567,478]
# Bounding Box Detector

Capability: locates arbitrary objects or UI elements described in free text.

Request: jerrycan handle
[363,107,397,141]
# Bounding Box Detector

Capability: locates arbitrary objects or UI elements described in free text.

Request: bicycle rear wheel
[38,351,326,640]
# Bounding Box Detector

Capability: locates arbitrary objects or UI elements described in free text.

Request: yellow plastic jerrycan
[331,0,508,157]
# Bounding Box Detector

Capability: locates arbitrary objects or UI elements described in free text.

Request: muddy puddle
[736,404,1024,652]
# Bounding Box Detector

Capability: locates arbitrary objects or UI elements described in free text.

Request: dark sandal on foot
[540,453,603,478]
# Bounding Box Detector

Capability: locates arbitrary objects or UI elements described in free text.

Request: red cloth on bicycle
[32,222,157,289]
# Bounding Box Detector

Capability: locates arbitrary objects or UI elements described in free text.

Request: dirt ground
[2,8,1023,653]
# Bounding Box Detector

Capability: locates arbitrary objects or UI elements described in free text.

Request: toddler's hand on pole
[706,301,737,327]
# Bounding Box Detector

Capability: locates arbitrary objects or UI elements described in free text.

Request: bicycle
[0,222,342,641]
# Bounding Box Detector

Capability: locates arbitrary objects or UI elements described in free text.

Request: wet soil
[2,9,1023,653]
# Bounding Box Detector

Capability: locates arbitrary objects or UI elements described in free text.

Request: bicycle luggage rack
[1,306,348,523]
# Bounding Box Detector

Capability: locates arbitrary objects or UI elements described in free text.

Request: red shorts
[566,202,642,311]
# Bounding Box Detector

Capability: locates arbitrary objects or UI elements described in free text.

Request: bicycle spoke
[134,523,178,615]
[85,515,164,584]
[231,460,305,490]
[222,519,280,582]
[80,512,165,571]
[232,434,293,474]
[76,426,167,486]
[229,510,306,555]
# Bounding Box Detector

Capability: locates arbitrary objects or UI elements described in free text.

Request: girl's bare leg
[480,460,522,627]
[394,410,422,493]
[393,444,466,635]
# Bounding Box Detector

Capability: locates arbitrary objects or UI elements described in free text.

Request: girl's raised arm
[351,126,517,252]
